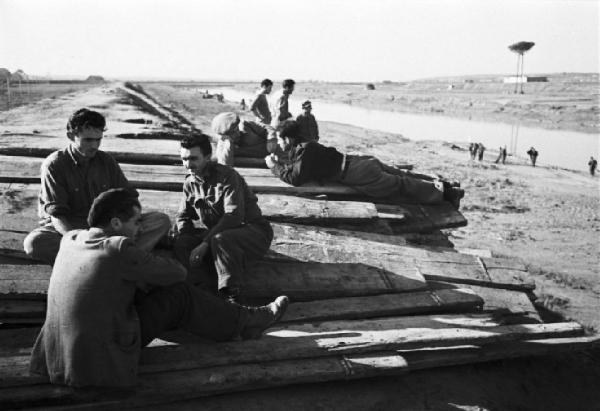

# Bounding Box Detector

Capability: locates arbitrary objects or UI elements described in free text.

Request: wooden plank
[0,256,427,300]
[0,288,483,326]
[0,147,266,169]
[0,315,585,377]
[0,335,597,410]
[1,182,408,226]
[428,281,541,323]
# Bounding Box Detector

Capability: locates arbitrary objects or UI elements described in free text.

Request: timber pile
[0,83,597,409]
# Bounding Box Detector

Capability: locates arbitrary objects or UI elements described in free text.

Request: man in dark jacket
[30,187,288,388]
[265,121,464,209]
[174,133,273,303]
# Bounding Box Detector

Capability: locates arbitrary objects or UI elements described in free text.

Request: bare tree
[508,41,535,94]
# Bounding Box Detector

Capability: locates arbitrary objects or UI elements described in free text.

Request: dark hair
[180,133,213,157]
[261,78,273,88]
[87,188,141,228]
[282,79,295,89]
[67,108,106,134]
[279,121,301,143]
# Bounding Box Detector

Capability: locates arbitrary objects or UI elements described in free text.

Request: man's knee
[143,211,171,235]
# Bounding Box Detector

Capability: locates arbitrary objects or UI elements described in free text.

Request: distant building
[503,76,548,84]
[85,75,105,83]
[0,68,11,81]
[10,70,27,82]
[365,83,375,90]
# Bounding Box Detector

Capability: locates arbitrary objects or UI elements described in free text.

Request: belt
[339,154,348,179]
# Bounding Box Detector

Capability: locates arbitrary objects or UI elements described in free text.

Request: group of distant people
[468,142,486,162]
[469,143,596,176]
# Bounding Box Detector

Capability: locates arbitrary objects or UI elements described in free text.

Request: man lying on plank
[23,108,171,265]
[265,121,464,209]
[173,134,273,304]
[211,112,274,166]
[30,188,289,388]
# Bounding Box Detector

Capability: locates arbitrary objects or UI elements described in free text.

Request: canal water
[211,87,599,171]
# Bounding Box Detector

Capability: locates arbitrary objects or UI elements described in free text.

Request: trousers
[23,211,171,265]
[338,155,444,204]
[173,223,273,293]
[136,282,245,347]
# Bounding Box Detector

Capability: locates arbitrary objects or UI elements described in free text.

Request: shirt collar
[67,144,92,167]
[189,161,216,183]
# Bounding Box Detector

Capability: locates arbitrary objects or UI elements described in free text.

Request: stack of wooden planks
[0,83,597,409]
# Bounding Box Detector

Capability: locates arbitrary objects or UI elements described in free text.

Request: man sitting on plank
[211,112,272,166]
[30,188,289,388]
[23,108,171,265]
[173,133,273,304]
[265,121,464,209]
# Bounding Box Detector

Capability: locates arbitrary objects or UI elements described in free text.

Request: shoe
[240,296,289,340]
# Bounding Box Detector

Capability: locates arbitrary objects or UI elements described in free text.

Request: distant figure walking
[495,146,508,164]
[477,143,485,161]
[469,143,479,160]
[589,156,598,176]
[270,79,295,130]
[527,147,538,167]
[240,99,246,110]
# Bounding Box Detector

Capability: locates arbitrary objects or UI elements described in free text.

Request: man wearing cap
[265,121,464,209]
[23,108,171,265]
[30,187,288,388]
[250,79,273,127]
[270,79,295,130]
[211,112,270,166]
[296,100,319,143]
[173,133,273,304]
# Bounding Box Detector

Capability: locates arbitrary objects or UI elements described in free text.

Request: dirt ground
[1,81,599,410]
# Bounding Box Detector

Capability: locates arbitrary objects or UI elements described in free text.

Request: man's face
[70,126,103,158]
[264,85,273,94]
[284,85,295,95]
[303,107,311,115]
[181,146,211,176]
[277,135,291,151]
[116,206,142,241]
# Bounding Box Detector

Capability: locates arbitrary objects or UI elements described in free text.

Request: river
[210,87,599,171]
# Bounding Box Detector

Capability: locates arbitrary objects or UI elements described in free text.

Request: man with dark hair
[296,100,319,143]
[23,108,171,265]
[30,187,288,388]
[211,112,269,166]
[265,121,464,209]
[250,79,273,126]
[270,78,296,130]
[174,134,273,303]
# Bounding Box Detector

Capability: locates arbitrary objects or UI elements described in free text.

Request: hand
[189,242,209,267]
[265,154,278,169]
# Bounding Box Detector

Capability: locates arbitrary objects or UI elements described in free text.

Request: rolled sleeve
[175,183,200,234]
[40,161,70,217]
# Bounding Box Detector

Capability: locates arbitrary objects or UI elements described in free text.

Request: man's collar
[67,144,93,167]
[189,161,216,183]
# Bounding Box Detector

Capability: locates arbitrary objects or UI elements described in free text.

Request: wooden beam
[0,288,484,326]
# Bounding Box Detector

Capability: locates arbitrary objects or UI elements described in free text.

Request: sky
[0,0,598,82]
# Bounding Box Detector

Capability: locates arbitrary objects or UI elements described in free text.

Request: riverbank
[142,82,600,332]
[216,72,599,135]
